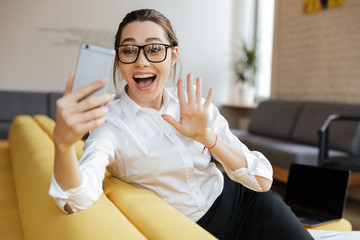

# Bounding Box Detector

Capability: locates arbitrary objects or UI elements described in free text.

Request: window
[255,0,275,99]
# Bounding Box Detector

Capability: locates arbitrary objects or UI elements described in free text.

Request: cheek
[159,60,172,76]
[119,65,131,80]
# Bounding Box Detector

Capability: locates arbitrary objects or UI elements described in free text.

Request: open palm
[162,73,214,143]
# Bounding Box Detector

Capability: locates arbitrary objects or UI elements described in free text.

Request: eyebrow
[121,37,164,45]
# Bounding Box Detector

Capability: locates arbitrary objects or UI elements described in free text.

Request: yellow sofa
[0,115,216,240]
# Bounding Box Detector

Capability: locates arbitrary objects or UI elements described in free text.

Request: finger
[177,78,186,105]
[77,117,107,134]
[72,106,109,125]
[196,77,202,104]
[76,92,115,113]
[70,79,107,102]
[162,114,181,132]
[203,88,214,108]
[187,73,194,103]
[64,71,75,96]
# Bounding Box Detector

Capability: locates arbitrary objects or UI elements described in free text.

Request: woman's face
[118,21,178,110]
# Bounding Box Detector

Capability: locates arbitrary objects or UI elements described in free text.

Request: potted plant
[233,40,257,105]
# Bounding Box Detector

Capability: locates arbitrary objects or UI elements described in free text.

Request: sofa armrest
[318,114,360,166]
[8,115,146,240]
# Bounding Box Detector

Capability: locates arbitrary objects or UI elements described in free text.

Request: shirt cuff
[222,151,273,192]
[242,151,273,181]
[48,173,101,213]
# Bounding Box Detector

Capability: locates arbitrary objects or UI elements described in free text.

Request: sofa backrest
[291,101,360,156]
[248,99,304,140]
[48,92,63,120]
[0,91,48,138]
[0,91,63,139]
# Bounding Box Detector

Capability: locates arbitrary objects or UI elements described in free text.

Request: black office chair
[318,114,360,173]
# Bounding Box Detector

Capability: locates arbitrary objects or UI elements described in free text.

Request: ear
[171,47,179,67]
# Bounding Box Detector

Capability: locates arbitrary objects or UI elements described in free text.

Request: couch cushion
[0,91,48,138]
[240,134,348,169]
[0,141,24,240]
[291,101,360,155]
[248,100,304,140]
[103,176,217,240]
[47,92,63,120]
[0,91,48,120]
[0,123,10,139]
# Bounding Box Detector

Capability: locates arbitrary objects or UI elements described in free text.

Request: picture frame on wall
[303,0,344,13]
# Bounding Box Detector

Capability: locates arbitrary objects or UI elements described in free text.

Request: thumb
[162,114,181,131]
[64,71,75,96]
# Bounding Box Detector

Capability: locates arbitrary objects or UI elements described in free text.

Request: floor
[271,181,360,230]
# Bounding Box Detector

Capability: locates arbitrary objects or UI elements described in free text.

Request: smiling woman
[49,9,313,240]
[116,20,178,109]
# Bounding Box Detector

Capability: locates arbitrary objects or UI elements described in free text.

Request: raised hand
[162,73,214,145]
[53,71,115,150]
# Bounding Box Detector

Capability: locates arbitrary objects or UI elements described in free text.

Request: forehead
[120,21,168,44]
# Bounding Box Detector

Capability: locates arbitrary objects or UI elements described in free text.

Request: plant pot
[237,83,255,105]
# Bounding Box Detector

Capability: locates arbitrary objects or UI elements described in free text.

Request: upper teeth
[134,74,155,79]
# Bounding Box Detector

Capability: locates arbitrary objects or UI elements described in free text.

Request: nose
[135,48,150,67]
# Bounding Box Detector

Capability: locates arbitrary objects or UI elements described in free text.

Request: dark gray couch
[0,91,63,139]
[232,99,360,179]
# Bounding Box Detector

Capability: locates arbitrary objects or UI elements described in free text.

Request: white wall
[0,0,240,105]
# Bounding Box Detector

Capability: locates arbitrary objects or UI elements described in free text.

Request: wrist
[197,128,216,147]
[53,136,75,154]
[199,129,217,154]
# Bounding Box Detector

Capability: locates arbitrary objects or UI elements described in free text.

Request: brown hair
[113,9,180,90]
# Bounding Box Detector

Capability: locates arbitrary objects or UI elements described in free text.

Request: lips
[133,73,156,90]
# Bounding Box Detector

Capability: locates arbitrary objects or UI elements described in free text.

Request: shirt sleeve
[208,104,273,192]
[48,124,116,213]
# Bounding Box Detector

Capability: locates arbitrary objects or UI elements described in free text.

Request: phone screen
[72,43,116,97]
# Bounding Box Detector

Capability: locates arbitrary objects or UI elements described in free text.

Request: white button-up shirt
[49,87,273,222]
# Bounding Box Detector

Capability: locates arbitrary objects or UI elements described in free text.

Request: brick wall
[271,0,360,103]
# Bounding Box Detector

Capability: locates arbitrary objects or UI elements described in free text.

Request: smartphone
[72,43,116,97]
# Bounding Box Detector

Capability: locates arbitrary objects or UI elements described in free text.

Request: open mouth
[133,73,156,90]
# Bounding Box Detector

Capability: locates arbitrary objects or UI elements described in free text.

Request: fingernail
[109,93,116,99]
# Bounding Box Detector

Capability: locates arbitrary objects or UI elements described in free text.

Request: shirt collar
[119,86,141,122]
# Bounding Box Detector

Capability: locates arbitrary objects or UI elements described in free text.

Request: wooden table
[219,103,258,130]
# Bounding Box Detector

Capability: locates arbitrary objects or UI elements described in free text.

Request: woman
[49,9,313,240]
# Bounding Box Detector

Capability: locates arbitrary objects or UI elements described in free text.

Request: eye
[146,44,164,54]
[120,46,137,55]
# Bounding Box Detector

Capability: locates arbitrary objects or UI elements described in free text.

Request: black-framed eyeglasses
[115,43,172,64]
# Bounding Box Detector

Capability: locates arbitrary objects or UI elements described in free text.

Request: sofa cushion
[239,134,348,169]
[0,142,24,240]
[0,123,10,139]
[0,91,48,138]
[47,92,63,120]
[103,176,217,240]
[291,101,360,155]
[248,100,304,140]
[0,91,48,121]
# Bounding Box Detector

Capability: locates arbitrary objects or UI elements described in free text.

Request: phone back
[72,43,115,96]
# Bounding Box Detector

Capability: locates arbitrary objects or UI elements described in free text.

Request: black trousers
[197,173,314,240]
